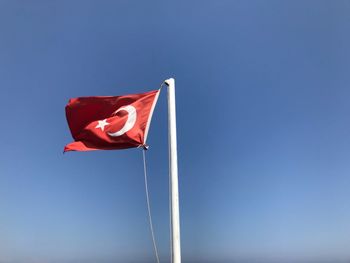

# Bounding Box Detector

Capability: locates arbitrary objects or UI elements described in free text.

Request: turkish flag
[64,89,160,152]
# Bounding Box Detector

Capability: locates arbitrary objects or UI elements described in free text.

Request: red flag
[64,89,160,152]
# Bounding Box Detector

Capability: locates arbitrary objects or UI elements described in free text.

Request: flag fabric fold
[64,89,160,152]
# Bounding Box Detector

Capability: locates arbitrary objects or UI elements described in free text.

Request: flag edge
[143,89,161,145]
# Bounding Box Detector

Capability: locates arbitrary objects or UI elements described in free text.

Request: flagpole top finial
[164,78,175,86]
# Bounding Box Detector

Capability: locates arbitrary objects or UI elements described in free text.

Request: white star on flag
[95,119,110,131]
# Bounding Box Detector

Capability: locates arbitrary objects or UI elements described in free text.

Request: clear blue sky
[1,1,350,263]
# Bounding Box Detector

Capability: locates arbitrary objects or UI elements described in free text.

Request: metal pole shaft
[165,78,181,263]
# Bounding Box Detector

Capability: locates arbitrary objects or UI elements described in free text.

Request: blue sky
[1,1,350,262]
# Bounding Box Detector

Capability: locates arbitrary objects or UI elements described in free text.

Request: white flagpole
[165,78,181,263]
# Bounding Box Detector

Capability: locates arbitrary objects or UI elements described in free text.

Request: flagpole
[165,78,181,263]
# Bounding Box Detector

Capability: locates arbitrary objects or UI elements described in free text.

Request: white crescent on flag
[107,105,137,137]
